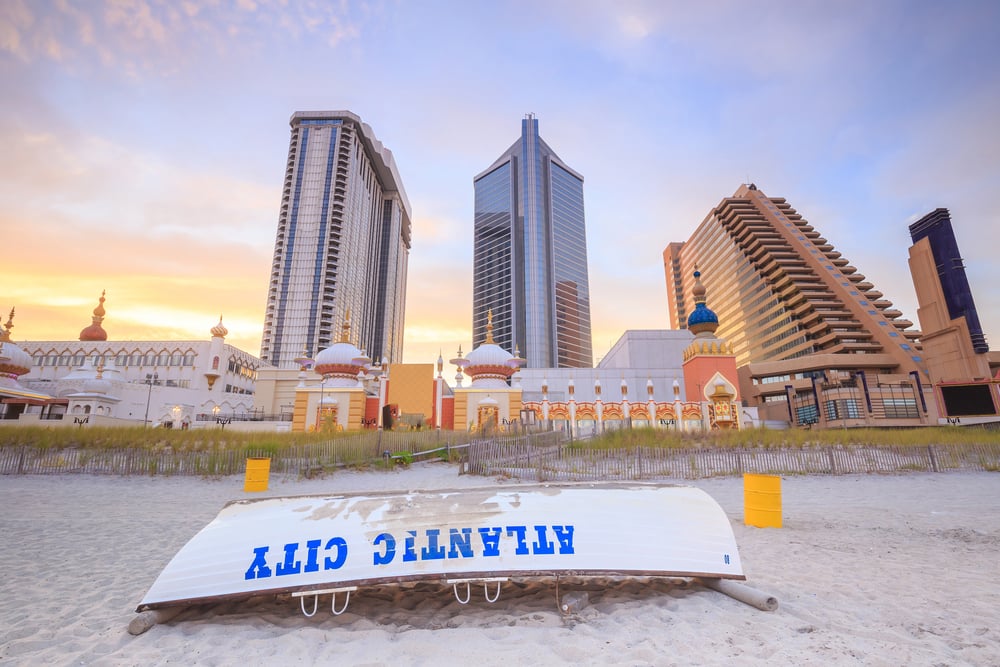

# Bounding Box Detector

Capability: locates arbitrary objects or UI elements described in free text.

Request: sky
[3,0,1000,367]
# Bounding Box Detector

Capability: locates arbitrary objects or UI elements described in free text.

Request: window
[882,398,918,419]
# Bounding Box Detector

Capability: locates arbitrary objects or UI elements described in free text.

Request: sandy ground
[1,463,998,666]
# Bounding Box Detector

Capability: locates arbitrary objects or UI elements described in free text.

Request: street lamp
[319,374,329,432]
[143,373,158,428]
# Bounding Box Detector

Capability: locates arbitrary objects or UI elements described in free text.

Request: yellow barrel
[744,473,782,528]
[244,457,271,492]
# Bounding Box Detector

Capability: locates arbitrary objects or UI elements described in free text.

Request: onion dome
[0,308,32,378]
[314,311,367,387]
[210,315,228,338]
[463,310,522,388]
[683,267,735,361]
[79,291,108,341]
[686,269,719,336]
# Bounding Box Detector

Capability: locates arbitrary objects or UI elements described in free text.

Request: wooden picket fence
[466,436,1000,481]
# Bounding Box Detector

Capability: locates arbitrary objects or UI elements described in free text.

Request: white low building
[4,294,269,428]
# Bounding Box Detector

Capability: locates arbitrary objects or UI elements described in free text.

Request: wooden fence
[466,436,1000,481]
[3,430,999,479]
[0,430,475,477]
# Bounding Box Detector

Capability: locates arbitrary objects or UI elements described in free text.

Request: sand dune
[1,464,998,665]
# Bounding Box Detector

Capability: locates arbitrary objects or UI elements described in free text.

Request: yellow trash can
[744,473,782,528]
[244,457,271,492]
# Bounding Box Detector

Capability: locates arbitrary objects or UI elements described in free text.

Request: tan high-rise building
[665,184,936,427]
[260,111,411,370]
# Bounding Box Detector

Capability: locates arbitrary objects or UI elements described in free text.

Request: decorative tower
[304,311,372,432]
[205,315,228,390]
[452,310,526,432]
[0,309,54,412]
[681,269,741,429]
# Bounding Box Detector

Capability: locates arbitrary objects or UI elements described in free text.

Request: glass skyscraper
[260,111,411,369]
[473,115,593,368]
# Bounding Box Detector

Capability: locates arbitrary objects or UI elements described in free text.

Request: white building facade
[11,306,266,428]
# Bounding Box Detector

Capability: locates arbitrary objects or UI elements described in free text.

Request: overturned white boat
[134,482,761,630]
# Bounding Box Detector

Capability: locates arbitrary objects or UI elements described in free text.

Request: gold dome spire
[210,315,228,338]
[340,309,352,343]
[484,309,495,345]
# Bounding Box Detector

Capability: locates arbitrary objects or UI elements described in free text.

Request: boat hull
[137,482,744,611]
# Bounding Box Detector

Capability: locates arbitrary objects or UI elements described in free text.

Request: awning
[1,396,68,406]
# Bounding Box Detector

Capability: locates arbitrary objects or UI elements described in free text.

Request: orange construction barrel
[244,457,271,492]
[744,473,782,528]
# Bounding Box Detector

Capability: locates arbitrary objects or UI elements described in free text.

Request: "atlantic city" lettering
[244,524,575,580]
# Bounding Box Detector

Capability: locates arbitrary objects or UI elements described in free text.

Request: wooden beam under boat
[136,482,745,614]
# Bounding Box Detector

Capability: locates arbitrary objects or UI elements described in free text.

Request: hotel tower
[665,184,934,425]
[260,111,411,369]
[473,115,593,368]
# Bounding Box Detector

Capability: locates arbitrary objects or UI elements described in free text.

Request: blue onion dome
[686,269,720,335]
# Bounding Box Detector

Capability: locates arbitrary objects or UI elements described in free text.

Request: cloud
[2,0,368,76]
[0,117,277,238]
[0,116,276,355]
[0,0,34,60]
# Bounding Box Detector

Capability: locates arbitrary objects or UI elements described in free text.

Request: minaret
[205,315,228,390]
[681,268,739,428]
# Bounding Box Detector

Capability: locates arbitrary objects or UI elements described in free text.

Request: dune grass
[0,425,335,453]
[578,426,1000,451]
[2,424,998,455]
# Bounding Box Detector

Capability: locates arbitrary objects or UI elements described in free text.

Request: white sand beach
[1,464,998,666]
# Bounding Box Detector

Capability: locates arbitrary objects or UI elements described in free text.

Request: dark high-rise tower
[473,115,593,368]
[260,111,411,368]
[908,208,988,353]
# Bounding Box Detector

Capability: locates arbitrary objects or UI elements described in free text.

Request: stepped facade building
[665,184,937,426]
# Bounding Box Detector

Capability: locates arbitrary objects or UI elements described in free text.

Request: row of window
[34,352,197,368]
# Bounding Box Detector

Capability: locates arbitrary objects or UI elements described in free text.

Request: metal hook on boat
[484,580,502,603]
[331,590,351,615]
[300,594,319,618]
[453,581,471,604]
[292,586,357,618]
[447,577,508,604]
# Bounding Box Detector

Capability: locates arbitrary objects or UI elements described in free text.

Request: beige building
[666,184,937,427]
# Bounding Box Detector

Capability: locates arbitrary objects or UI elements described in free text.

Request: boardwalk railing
[467,436,1000,480]
[0,430,475,477]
